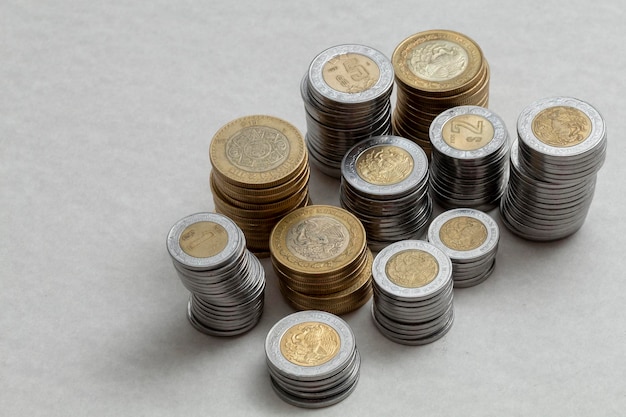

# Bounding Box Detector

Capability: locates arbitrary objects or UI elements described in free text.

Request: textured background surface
[2,1,625,415]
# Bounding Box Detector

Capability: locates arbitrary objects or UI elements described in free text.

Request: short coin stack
[429,106,510,210]
[340,135,432,251]
[209,115,310,256]
[392,29,490,156]
[166,212,265,336]
[428,208,500,288]
[500,97,607,241]
[371,240,454,345]
[301,44,394,177]
[265,310,361,408]
[270,205,372,315]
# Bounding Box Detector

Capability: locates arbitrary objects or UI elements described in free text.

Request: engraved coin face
[355,145,414,185]
[322,52,381,94]
[226,126,289,172]
[386,249,439,288]
[439,216,487,251]
[407,39,468,81]
[532,106,592,148]
[442,114,494,151]
[286,216,350,262]
[280,321,341,367]
[179,221,229,258]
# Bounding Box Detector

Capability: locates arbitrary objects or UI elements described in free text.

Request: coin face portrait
[356,145,414,185]
[286,216,350,262]
[179,221,229,258]
[322,52,381,93]
[280,321,341,367]
[439,216,487,251]
[225,126,290,172]
[532,106,592,148]
[407,40,468,82]
[442,114,495,151]
[386,249,439,288]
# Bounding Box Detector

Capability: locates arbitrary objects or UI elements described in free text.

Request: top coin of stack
[209,115,310,256]
[391,29,490,156]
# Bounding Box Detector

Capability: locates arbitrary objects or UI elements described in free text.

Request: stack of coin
[500,97,607,241]
[265,310,361,408]
[209,115,310,256]
[371,240,454,345]
[428,209,500,288]
[391,29,490,156]
[429,106,510,210]
[340,135,432,251]
[270,205,372,315]
[301,44,394,177]
[166,212,265,336]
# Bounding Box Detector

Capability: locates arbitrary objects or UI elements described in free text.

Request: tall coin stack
[265,310,361,408]
[391,29,490,156]
[270,205,372,315]
[429,106,510,210]
[340,135,432,251]
[209,115,310,256]
[166,213,265,336]
[428,209,500,288]
[371,240,454,345]
[301,44,394,177]
[500,97,607,241]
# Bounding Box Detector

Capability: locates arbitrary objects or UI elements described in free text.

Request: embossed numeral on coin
[450,119,485,143]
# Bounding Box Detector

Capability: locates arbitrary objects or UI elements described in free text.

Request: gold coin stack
[391,29,490,156]
[209,115,310,256]
[270,205,373,315]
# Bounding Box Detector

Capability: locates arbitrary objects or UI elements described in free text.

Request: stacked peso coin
[209,115,310,256]
[500,97,607,241]
[166,213,265,336]
[429,106,510,210]
[301,44,394,177]
[340,135,432,251]
[371,240,454,345]
[428,209,500,288]
[392,30,490,156]
[265,310,361,408]
[270,205,372,315]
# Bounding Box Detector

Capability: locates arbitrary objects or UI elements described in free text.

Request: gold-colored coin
[279,321,341,367]
[179,221,228,258]
[356,145,414,185]
[532,106,592,148]
[386,249,439,288]
[439,216,488,251]
[442,114,495,151]
[322,52,381,93]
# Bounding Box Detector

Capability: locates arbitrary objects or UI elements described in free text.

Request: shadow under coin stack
[371,240,454,345]
[166,213,265,336]
[500,97,607,241]
[340,135,432,251]
[392,30,490,157]
[270,205,372,315]
[265,310,361,408]
[429,106,510,210]
[301,44,394,177]
[428,209,500,288]
[209,115,310,256]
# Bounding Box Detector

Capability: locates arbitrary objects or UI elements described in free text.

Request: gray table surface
[2,1,625,415]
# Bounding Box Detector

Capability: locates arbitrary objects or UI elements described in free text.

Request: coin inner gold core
[322,53,380,93]
[439,216,488,251]
[386,249,439,288]
[225,126,290,172]
[407,39,468,81]
[280,321,341,367]
[285,215,350,262]
[442,114,495,151]
[355,145,414,185]
[532,106,592,148]
[179,221,228,258]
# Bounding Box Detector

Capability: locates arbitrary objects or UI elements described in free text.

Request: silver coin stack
[371,240,454,345]
[265,310,360,408]
[166,212,265,336]
[340,135,432,251]
[500,97,607,241]
[301,44,394,177]
[429,106,510,210]
[428,209,500,288]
